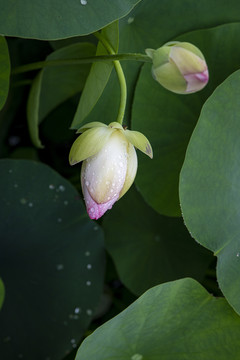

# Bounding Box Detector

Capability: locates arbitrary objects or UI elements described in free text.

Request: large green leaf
[75,278,240,360]
[0,36,10,111]
[0,159,105,360]
[27,42,95,148]
[0,278,4,310]
[0,0,141,40]
[179,70,240,315]
[132,23,240,217]
[71,22,119,129]
[103,187,211,296]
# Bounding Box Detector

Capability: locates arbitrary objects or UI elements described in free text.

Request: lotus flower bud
[69,121,152,220]
[146,42,209,94]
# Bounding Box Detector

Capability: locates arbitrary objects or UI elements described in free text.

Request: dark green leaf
[0,159,105,360]
[179,70,240,315]
[27,42,96,148]
[75,278,240,360]
[103,187,211,296]
[0,0,141,40]
[71,22,119,129]
[0,278,4,310]
[0,36,10,111]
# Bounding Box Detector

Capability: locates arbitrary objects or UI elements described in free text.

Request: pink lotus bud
[146,42,209,94]
[69,122,153,219]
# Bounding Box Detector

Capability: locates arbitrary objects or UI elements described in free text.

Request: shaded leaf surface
[0,279,4,310]
[0,36,10,111]
[179,70,240,315]
[0,159,105,360]
[103,187,211,296]
[75,278,240,360]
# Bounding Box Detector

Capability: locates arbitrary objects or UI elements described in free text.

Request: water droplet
[86,309,92,316]
[80,0,87,4]
[86,280,91,286]
[237,253,240,257]
[58,218,62,223]
[9,169,13,173]
[107,197,111,200]
[87,264,92,270]
[131,354,143,360]
[9,135,21,146]
[70,338,76,344]
[28,202,33,207]
[85,251,90,256]
[14,183,18,188]
[85,181,89,186]
[72,343,77,348]
[74,307,81,314]
[128,17,135,24]
[93,226,98,231]
[58,185,65,192]
[20,198,27,205]
[56,264,64,271]
[49,184,55,190]
[90,207,94,213]
[63,200,68,206]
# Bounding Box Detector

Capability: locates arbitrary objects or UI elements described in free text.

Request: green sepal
[76,121,107,133]
[119,144,138,199]
[69,126,113,165]
[124,129,153,158]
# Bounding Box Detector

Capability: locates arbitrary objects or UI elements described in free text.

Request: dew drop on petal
[86,280,91,286]
[49,184,55,190]
[58,185,65,192]
[87,264,92,270]
[74,307,81,314]
[80,0,87,4]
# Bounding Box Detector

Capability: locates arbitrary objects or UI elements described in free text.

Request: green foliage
[0,159,105,359]
[103,187,212,295]
[2,0,240,359]
[133,23,240,216]
[179,70,240,315]
[71,22,119,129]
[75,278,240,360]
[27,42,96,148]
[0,278,5,310]
[0,0,141,40]
[0,36,10,111]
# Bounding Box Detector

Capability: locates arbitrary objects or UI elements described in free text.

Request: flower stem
[12,53,151,75]
[94,31,127,125]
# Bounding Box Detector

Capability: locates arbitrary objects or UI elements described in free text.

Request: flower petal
[76,121,107,134]
[81,178,118,220]
[119,143,138,199]
[124,129,153,158]
[81,131,128,204]
[69,126,113,165]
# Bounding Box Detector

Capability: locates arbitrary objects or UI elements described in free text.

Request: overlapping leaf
[75,278,240,360]
[0,159,105,360]
[103,187,211,295]
[180,70,240,315]
[133,23,240,216]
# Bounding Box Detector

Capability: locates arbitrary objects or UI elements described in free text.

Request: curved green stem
[12,53,151,75]
[94,31,127,125]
